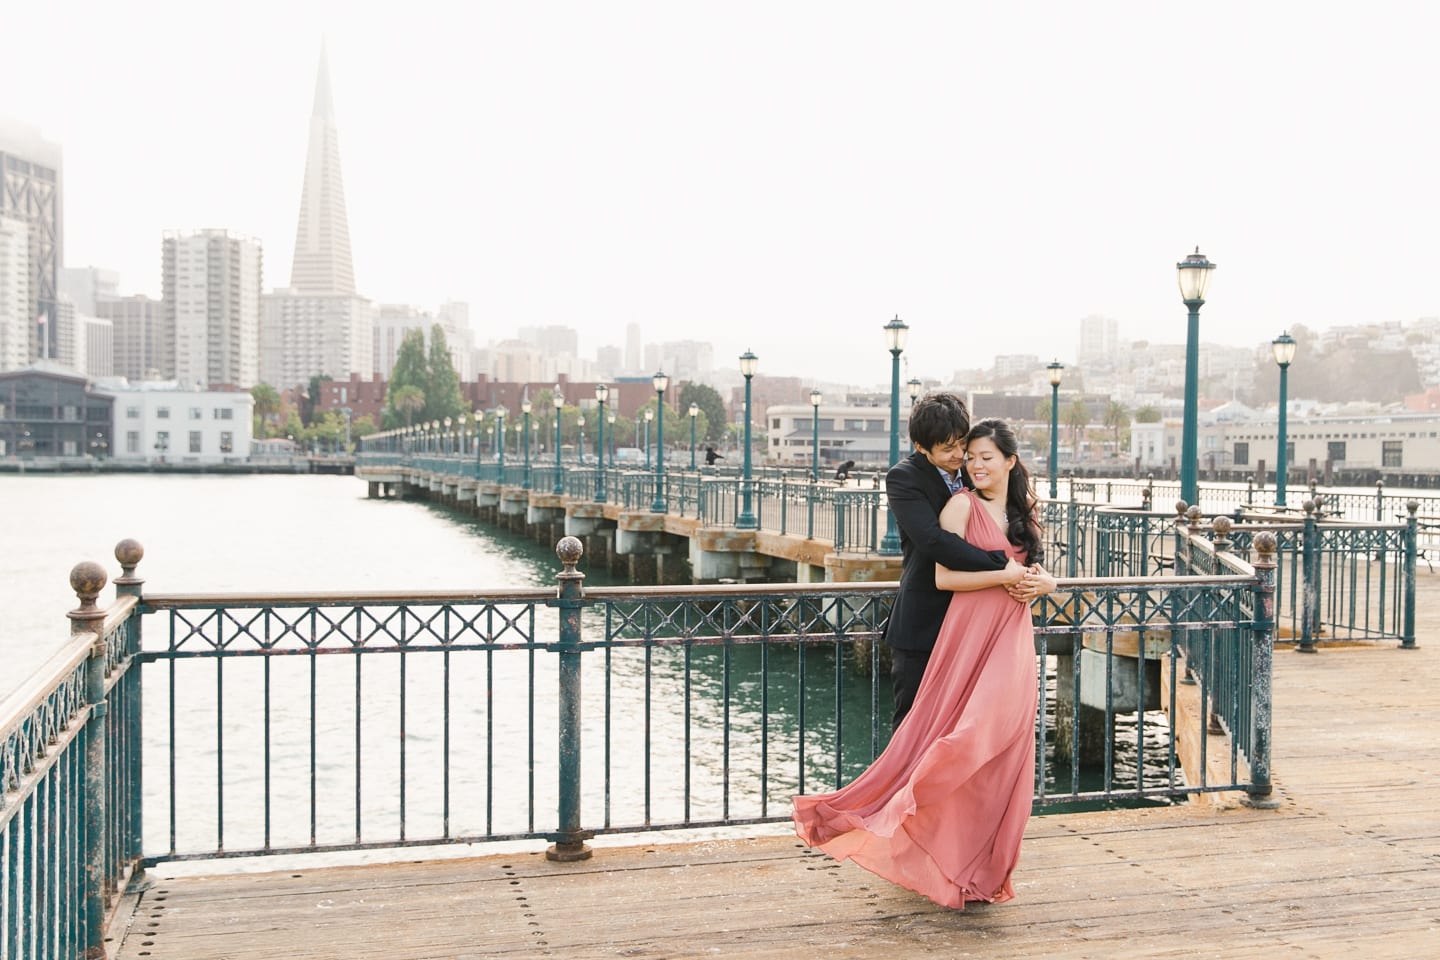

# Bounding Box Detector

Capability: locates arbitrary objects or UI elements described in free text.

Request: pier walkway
[108,583,1440,959]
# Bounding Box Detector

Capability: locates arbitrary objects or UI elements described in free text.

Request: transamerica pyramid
[289,44,355,295]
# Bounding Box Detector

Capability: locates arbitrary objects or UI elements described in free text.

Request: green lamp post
[809,388,822,482]
[1177,247,1216,508]
[595,383,608,503]
[521,399,532,489]
[689,402,699,470]
[736,350,759,529]
[651,371,669,512]
[1047,360,1064,498]
[1272,331,1296,506]
[552,386,564,495]
[879,315,909,554]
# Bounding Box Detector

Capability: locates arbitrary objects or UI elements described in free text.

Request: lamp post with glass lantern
[651,371,669,512]
[1047,360,1064,498]
[576,415,586,465]
[444,417,452,455]
[521,400,533,489]
[595,384,608,503]
[607,412,616,467]
[907,378,922,406]
[689,402,699,469]
[1272,331,1297,506]
[552,387,564,495]
[809,388,822,482]
[879,316,910,554]
[643,409,653,470]
[1177,247,1216,508]
[496,407,507,481]
[736,349,759,530]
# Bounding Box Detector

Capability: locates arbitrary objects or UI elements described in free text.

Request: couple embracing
[793,392,1057,910]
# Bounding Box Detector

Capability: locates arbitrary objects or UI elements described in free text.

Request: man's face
[916,435,966,475]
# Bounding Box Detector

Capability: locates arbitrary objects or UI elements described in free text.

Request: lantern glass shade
[810,389,822,408]
[652,370,670,393]
[577,415,584,427]
[496,406,506,420]
[883,315,909,353]
[595,383,609,403]
[738,350,758,378]
[521,400,532,414]
[552,387,564,410]
[689,402,699,417]
[1176,247,1216,301]
[1272,331,1297,367]
[1047,360,1064,387]
[644,409,653,422]
[906,378,921,400]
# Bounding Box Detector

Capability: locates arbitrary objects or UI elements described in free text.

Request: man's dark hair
[907,392,970,450]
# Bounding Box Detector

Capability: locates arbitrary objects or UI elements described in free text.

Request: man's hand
[1003,558,1027,585]
[1006,565,1057,603]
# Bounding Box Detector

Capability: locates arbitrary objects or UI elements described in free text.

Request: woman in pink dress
[793,418,1057,909]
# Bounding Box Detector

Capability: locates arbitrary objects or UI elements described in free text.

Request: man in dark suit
[884,391,1024,728]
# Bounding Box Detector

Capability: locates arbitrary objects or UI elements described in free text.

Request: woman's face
[964,436,1014,495]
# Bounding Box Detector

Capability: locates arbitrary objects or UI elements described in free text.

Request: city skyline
[2,2,1437,388]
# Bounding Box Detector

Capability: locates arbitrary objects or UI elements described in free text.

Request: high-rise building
[0,215,29,371]
[0,120,62,365]
[98,294,170,381]
[625,323,642,373]
[83,314,113,378]
[58,266,119,316]
[1078,314,1118,366]
[261,48,373,390]
[373,304,432,380]
[163,229,263,389]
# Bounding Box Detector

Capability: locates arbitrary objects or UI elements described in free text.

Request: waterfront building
[766,401,892,467]
[162,229,263,390]
[261,48,373,392]
[0,119,62,365]
[99,294,171,381]
[0,365,111,458]
[99,379,254,464]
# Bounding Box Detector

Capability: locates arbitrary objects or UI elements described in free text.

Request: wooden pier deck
[110,603,1440,958]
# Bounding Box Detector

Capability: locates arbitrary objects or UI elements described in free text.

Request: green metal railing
[6,531,1287,957]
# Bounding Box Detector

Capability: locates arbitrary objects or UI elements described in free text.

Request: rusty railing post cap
[67,560,108,633]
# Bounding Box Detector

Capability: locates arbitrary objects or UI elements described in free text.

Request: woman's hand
[1006,564,1057,604]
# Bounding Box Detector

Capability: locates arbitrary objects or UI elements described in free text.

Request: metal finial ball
[1255,531,1278,558]
[1175,500,1189,517]
[1303,499,1317,515]
[69,561,108,602]
[556,536,585,565]
[1186,505,1203,523]
[115,538,144,567]
[1212,515,1232,537]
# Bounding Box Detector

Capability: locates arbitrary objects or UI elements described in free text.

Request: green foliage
[250,383,281,437]
[1134,405,1162,423]
[678,382,728,443]
[384,327,465,428]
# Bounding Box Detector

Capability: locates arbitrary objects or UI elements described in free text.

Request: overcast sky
[4,1,1437,387]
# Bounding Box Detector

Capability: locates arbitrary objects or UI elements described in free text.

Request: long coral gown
[792,491,1038,909]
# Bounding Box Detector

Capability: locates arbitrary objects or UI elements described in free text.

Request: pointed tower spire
[289,44,356,295]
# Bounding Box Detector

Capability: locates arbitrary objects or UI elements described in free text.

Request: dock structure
[106,586,1440,959]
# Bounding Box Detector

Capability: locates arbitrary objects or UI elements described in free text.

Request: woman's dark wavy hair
[965,417,1043,564]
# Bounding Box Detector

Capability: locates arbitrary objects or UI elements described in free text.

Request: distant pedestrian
[833,459,855,483]
[705,445,723,466]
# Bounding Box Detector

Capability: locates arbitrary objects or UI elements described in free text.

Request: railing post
[1243,532,1281,809]
[547,536,593,861]
[67,560,110,959]
[1402,500,1418,650]
[807,476,816,541]
[1375,479,1385,522]
[1066,482,1079,578]
[113,539,146,876]
[1297,500,1319,654]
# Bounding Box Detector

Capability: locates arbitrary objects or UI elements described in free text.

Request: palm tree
[250,384,281,437]
[392,385,425,428]
[1104,401,1130,447]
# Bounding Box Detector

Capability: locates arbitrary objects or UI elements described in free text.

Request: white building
[162,229,263,390]
[101,380,254,464]
[766,401,894,466]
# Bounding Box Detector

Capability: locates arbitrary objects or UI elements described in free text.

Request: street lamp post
[907,378,922,406]
[651,371,669,512]
[736,350,759,529]
[521,400,533,489]
[1047,360,1064,498]
[595,384,608,503]
[496,407,507,482]
[809,388,822,482]
[1272,331,1297,507]
[576,415,586,465]
[879,315,909,554]
[607,412,616,467]
[1177,247,1216,508]
[643,409,653,470]
[688,402,699,470]
[444,417,452,455]
[552,387,564,495]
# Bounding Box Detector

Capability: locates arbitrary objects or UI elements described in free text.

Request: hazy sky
[5,1,1437,387]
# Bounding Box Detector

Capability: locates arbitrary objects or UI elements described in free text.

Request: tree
[251,383,281,437]
[1064,399,1088,448]
[1134,405,1162,423]
[678,382,728,444]
[424,325,466,424]
[390,385,425,428]
[385,330,430,429]
[1104,401,1130,445]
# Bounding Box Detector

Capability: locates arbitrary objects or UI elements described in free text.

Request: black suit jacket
[883,451,1008,653]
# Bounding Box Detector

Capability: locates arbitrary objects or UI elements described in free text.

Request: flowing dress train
[792,492,1038,908]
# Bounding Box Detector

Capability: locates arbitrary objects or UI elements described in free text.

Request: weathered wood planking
[110,579,1440,959]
